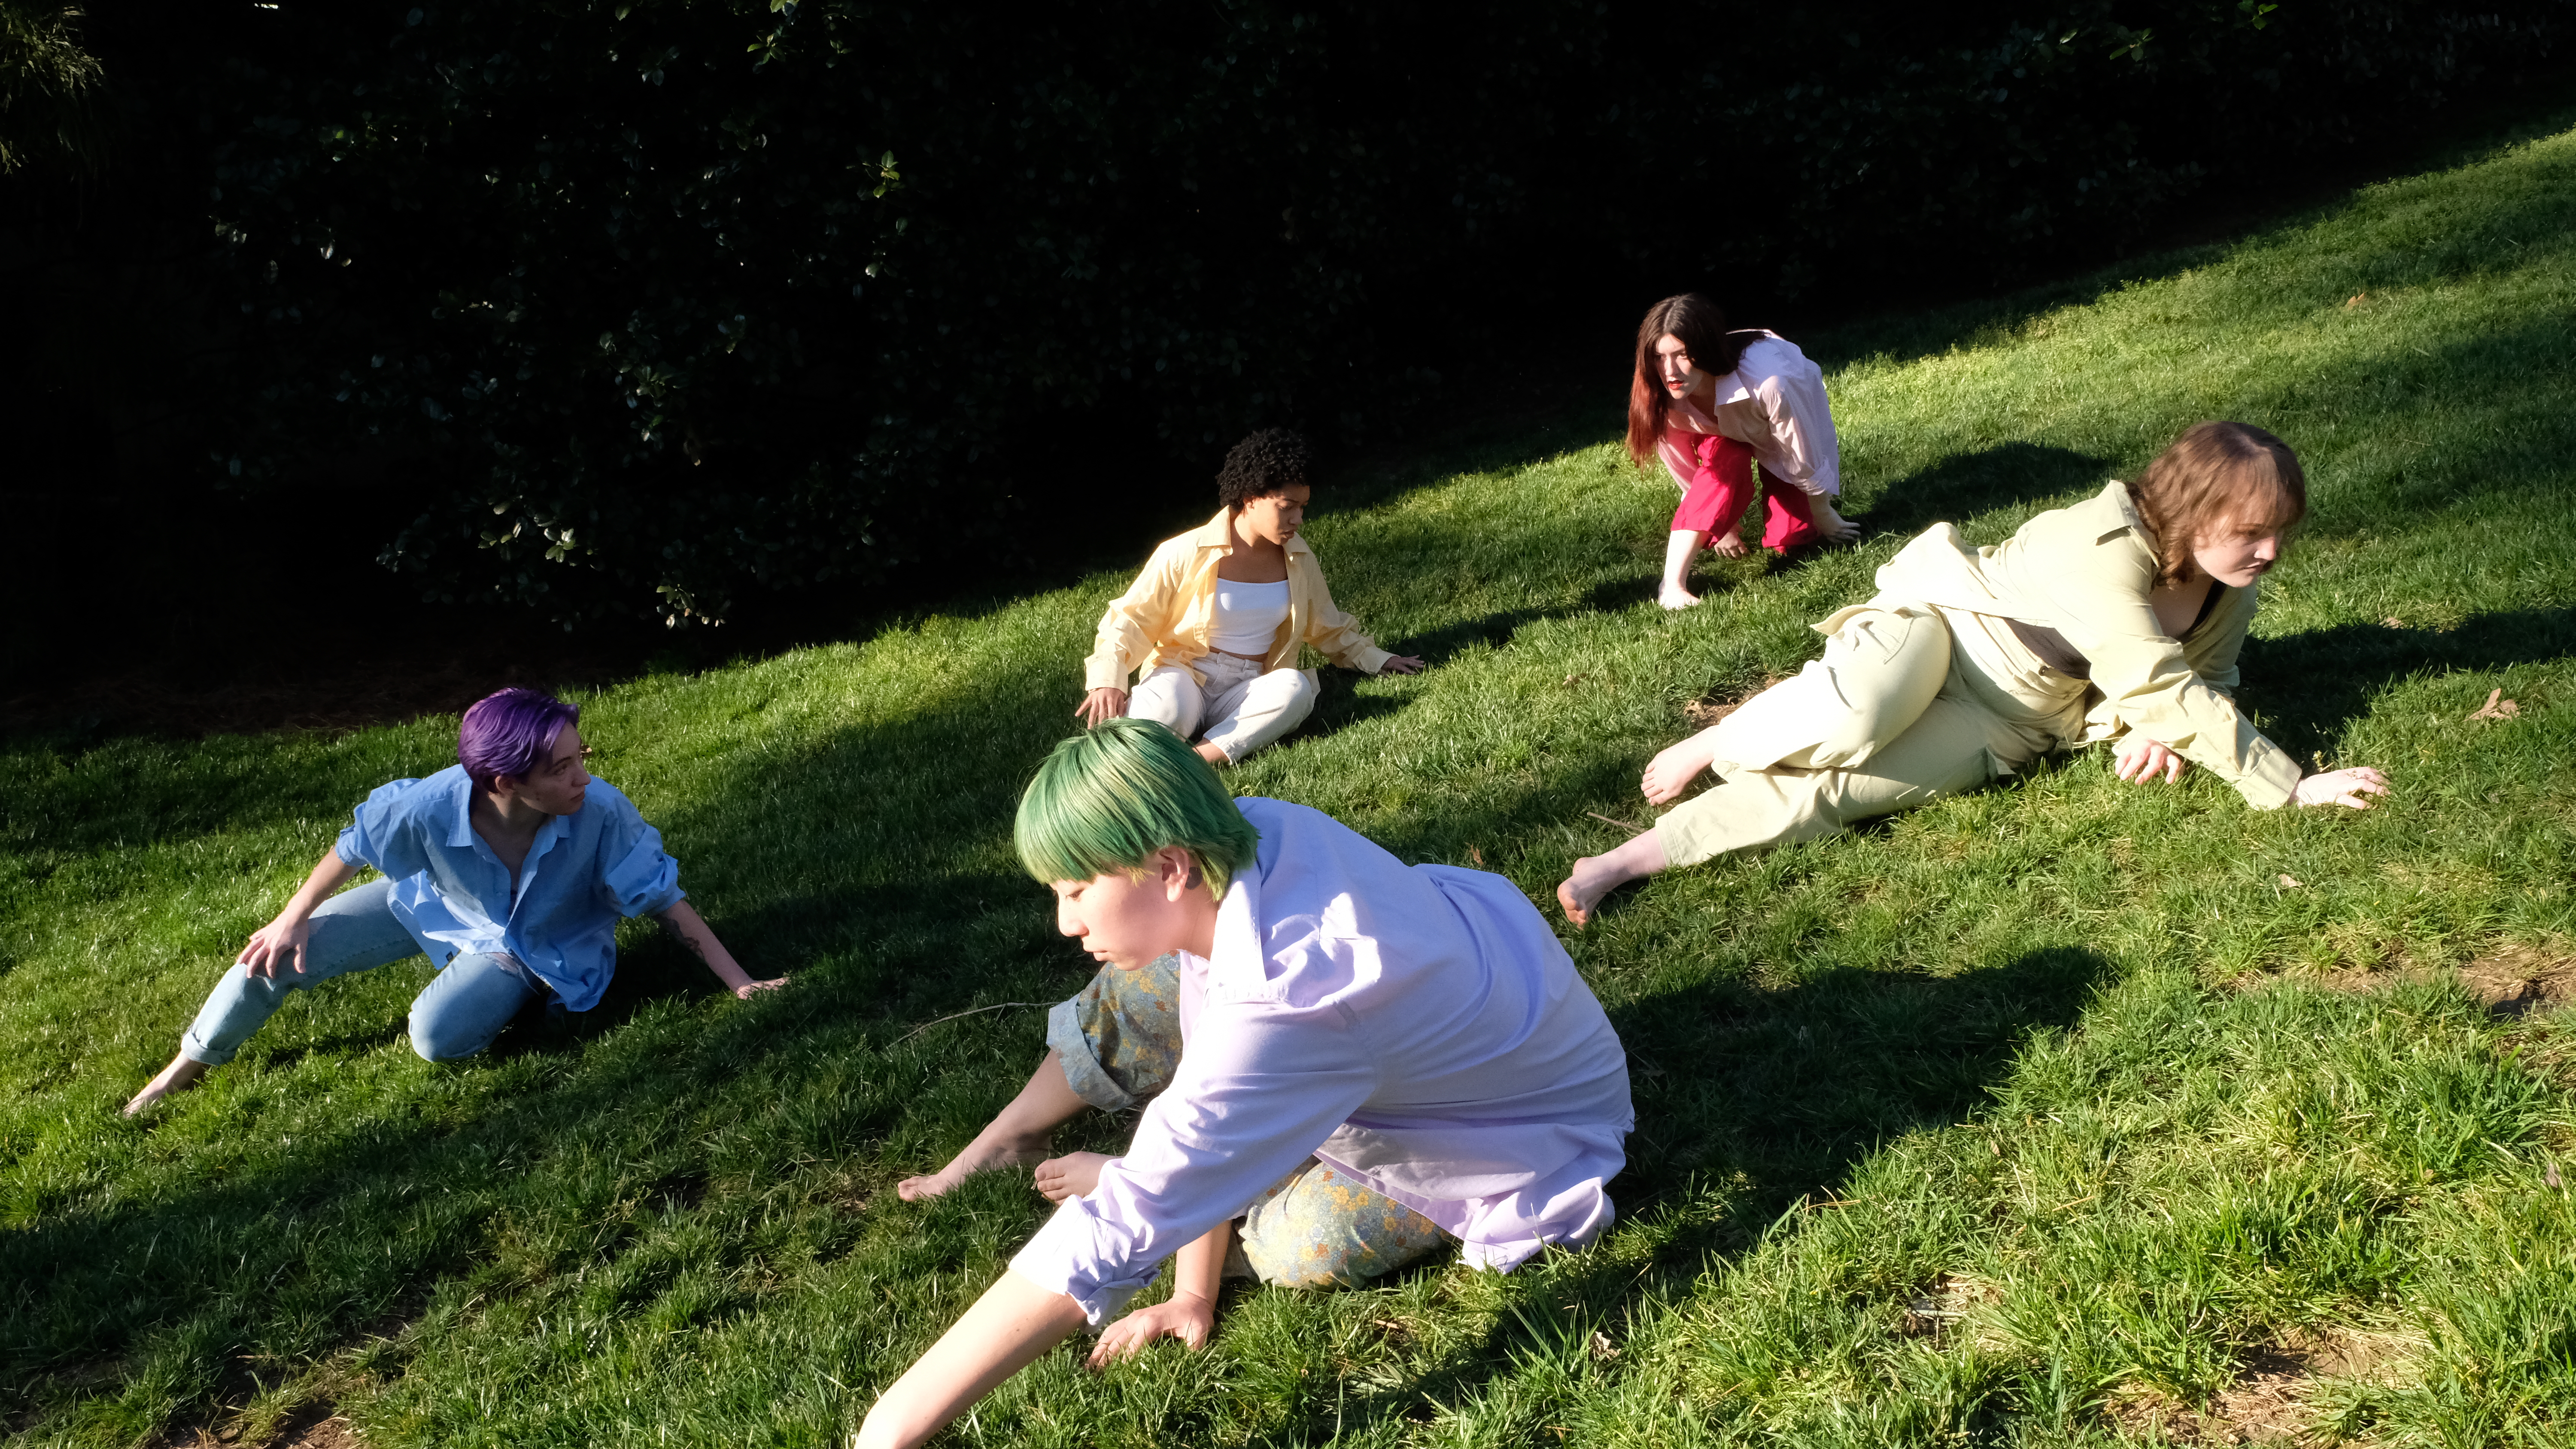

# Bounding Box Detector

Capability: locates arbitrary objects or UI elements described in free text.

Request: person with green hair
[862,719,1632,1448]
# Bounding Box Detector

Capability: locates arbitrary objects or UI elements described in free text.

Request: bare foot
[1710,533,1753,559]
[1192,741,1230,767]
[1033,1151,1112,1203]
[1658,584,1701,610]
[123,1054,209,1117]
[1555,876,1598,930]
[1641,734,1722,805]
[1555,828,1670,931]
[896,1128,1053,1201]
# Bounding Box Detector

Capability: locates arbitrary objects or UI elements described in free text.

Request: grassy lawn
[6,109,2575,1449]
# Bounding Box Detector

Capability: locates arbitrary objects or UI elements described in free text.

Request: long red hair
[1625,293,1757,469]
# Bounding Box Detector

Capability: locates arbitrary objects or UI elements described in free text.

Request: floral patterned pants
[1046,954,1449,1288]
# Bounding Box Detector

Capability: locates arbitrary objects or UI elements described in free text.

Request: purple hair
[459,687,580,789]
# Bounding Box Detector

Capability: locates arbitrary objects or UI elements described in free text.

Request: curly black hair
[1215,427,1312,511]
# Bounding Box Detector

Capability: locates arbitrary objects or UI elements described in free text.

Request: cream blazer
[1854,481,2303,808]
[1083,509,1393,692]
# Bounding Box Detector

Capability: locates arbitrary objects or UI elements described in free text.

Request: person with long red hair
[1627,293,1860,608]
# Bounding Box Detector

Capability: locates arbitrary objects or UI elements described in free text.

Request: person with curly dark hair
[1077,429,1422,766]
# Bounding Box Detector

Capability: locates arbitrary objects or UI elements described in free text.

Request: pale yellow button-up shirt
[1864,481,2303,809]
[1082,509,1394,693]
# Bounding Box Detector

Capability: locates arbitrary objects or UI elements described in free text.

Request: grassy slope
[3,114,2574,1448]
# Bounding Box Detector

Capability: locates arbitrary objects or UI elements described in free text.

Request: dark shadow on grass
[2243,607,2576,764]
[1267,946,2114,1442]
[1847,442,2114,542]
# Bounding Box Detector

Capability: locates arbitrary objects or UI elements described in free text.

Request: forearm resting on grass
[654,900,784,998]
[856,1270,1090,1449]
[1091,1220,1229,1365]
[239,847,364,979]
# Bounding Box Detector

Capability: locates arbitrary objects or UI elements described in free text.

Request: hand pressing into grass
[2294,767,2391,809]
[1088,1221,1229,1367]
[1089,1289,1216,1364]
[2114,735,2187,785]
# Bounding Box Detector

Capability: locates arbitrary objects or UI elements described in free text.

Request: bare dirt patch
[2455,943,2576,1017]
[2289,943,2576,1017]
[2105,1328,2400,1445]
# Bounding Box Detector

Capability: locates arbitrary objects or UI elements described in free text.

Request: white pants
[1128,652,1319,763]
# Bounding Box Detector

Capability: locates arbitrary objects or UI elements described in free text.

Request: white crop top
[1209,579,1290,656]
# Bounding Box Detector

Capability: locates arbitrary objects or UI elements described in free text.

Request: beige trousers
[1128,651,1321,764]
[1654,599,2083,867]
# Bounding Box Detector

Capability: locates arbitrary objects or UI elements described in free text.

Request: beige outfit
[1654,482,2304,867]
[1085,509,1394,762]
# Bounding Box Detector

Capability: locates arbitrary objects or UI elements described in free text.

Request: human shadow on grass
[1233,945,2114,1441]
[1844,441,2113,543]
[2242,606,2576,764]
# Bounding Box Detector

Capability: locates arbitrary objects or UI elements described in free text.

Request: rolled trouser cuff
[1048,997,1138,1111]
[1045,952,1186,1111]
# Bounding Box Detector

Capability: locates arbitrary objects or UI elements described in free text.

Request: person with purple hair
[122,687,782,1115]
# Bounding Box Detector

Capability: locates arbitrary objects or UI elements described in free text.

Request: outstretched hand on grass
[1378,655,1426,675]
[2293,767,2390,810]
[2113,735,2187,785]
[1811,499,1862,545]
[1090,1291,1215,1364]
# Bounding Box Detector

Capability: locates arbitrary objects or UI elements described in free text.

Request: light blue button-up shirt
[333,764,686,1012]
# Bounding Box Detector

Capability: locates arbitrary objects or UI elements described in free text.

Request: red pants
[1672,432,1820,552]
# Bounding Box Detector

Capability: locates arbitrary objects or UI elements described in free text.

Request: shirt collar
[445,767,574,863]
[1202,868,1270,997]
[2096,479,2149,546]
[445,770,481,848]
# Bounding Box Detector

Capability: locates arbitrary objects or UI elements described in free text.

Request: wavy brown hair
[2126,421,2307,584]
[1624,294,1759,469]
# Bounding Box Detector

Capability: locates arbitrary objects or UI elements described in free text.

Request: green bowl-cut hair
[1015,718,1261,889]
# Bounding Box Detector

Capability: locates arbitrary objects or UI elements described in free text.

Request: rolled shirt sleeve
[335,777,432,876]
[1750,362,1841,498]
[598,811,686,919]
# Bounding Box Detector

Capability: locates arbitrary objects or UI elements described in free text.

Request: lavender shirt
[1011,798,1634,1323]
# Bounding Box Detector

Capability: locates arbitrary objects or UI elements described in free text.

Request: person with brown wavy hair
[1626,293,1861,608]
[1558,421,2391,925]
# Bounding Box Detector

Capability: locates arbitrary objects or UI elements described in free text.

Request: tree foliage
[0,1,109,175]
[88,0,2576,623]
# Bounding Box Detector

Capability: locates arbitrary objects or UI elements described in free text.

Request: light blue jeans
[179,878,549,1064]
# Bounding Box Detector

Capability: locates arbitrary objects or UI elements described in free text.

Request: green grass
[6,109,2576,1449]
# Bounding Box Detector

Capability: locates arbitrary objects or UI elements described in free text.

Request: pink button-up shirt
[1011,799,1634,1323]
[1654,332,1844,499]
